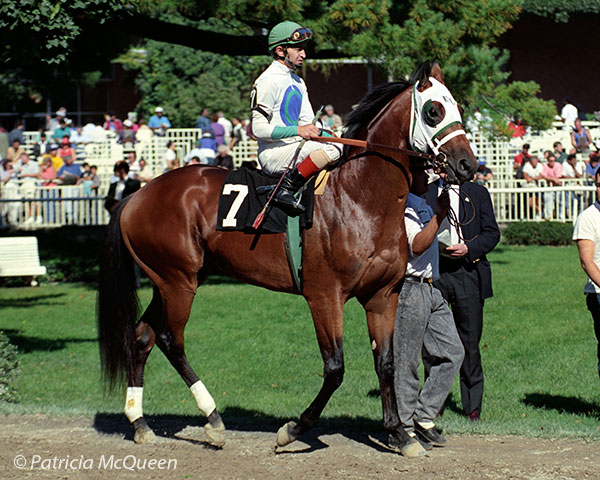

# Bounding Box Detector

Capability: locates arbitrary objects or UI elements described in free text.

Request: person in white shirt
[560,97,578,127]
[393,165,464,455]
[573,170,600,378]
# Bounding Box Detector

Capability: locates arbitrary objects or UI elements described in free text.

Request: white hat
[65,118,72,125]
[155,107,164,113]
[123,119,133,127]
[56,110,65,117]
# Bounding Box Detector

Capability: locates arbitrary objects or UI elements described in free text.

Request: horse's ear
[417,60,432,90]
[431,61,444,84]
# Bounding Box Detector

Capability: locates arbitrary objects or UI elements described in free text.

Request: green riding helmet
[268,21,312,52]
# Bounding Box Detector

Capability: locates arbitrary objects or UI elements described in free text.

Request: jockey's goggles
[288,27,312,44]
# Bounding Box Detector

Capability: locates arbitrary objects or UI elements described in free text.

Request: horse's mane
[342,61,433,144]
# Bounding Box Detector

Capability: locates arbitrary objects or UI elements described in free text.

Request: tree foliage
[118,42,268,126]
[0,0,557,136]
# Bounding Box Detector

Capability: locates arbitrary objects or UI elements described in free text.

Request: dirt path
[0,415,598,479]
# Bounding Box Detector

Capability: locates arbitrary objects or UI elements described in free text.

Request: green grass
[0,244,599,440]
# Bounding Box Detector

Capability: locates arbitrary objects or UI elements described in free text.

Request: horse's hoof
[276,421,298,447]
[204,422,226,447]
[134,426,156,444]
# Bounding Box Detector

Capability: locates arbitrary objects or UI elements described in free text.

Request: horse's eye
[422,100,445,127]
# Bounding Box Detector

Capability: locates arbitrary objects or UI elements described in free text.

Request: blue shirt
[404,193,439,279]
[148,115,171,129]
[585,162,599,176]
[57,163,82,178]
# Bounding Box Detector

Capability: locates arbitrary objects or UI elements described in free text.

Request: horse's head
[409,63,477,183]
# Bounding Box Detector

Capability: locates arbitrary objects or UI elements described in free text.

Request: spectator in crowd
[320,104,343,130]
[199,131,217,165]
[78,164,100,195]
[137,158,153,182]
[230,116,247,149]
[508,116,526,137]
[104,161,141,213]
[426,172,500,422]
[111,113,123,131]
[8,121,24,145]
[69,125,90,147]
[135,119,154,143]
[103,113,116,131]
[183,140,205,165]
[33,133,50,159]
[553,141,568,164]
[148,107,171,136]
[6,139,25,162]
[563,153,585,179]
[214,145,234,169]
[573,170,600,380]
[42,143,64,171]
[164,141,178,171]
[474,159,492,186]
[195,108,211,132]
[522,155,543,217]
[119,119,137,146]
[188,156,201,165]
[125,151,140,179]
[217,111,233,146]
[210,114,225,146]
[394,165,463,455]
[522,155,543,185]
[513,143,531,178]
[542,154,563,219]
[46,108,66,133]
[39,157,57,186]
[57,155,82,185]
[15,153,41,225]
[561,97,578,127]
[586,153,600,182]
[0,126,8,159]
[53,119,72,141]
[571,118,593,155]
[0,159,19,225]
[58,136,76,160]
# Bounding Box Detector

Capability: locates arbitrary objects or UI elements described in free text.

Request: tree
[0,0,556,136]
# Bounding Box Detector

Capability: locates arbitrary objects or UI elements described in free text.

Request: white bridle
[409,77,467,156]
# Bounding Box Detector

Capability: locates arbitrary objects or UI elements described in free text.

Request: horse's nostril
[458,158,471,173]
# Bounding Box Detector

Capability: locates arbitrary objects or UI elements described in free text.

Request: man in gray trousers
[394,165,464,450]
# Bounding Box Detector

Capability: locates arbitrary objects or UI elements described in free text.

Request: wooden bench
[0,237,47,286]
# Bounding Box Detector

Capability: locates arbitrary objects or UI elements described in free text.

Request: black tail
[97,198,139,392]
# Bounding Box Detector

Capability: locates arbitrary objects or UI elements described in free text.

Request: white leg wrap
[190,380,216,417]
[124,387,144,423]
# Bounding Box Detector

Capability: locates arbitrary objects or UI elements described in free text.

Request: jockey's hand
[436,191,450,218]
[297,124,320,140]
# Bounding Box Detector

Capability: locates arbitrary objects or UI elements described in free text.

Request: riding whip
[252,106,324,229]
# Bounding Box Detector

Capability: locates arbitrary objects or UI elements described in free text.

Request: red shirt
[514,152,531,166]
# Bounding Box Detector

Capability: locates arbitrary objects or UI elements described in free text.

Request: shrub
[502,222,573,246]
[0,331,19,402]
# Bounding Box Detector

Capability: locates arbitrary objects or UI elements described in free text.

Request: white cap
[123,119,133,127]
[155,107,164,113]
[56,110,65,117]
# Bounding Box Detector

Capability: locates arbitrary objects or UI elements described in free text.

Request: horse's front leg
[361,290,426,458]
[276,294,345,447]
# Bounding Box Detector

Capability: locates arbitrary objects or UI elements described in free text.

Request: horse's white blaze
[124,386,144,422]
[190,380,216,416]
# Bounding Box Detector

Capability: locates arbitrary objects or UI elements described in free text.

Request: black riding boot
[272,168,308,216]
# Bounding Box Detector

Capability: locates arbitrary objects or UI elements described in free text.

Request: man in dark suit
[425,175,500,421]
[104,161,141,213]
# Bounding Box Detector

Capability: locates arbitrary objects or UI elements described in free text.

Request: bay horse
[98,61,476,457]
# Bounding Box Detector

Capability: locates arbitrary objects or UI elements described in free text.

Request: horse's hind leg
[153,284,226,447]
[125,289,159,444]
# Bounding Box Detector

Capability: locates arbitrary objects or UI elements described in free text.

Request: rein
[310,135,436,163]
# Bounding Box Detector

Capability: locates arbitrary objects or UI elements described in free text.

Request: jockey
[251,21,342,215]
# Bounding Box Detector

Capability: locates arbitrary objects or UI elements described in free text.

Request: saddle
[216,166,316,233]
